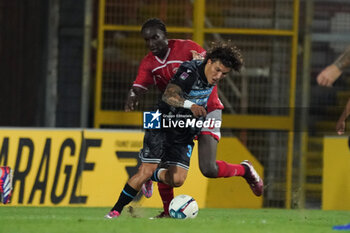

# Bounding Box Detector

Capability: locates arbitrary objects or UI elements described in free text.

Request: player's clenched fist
[316,64,342,87]
[125,88,146,112]
[190,104,207,118]
[124,91,138,111]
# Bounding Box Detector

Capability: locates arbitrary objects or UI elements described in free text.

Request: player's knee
[138,165,155,180]
[171,178,185,187]
[199,163,218,178]
[171,174,186,187]
[143,169,155,179]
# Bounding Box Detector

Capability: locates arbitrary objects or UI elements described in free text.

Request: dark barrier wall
[0,0,48,126]
[56,0,85,127]
[0,0,86,127]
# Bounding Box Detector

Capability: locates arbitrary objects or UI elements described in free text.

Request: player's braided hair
[141,18,167,34]
[204,41,244,72]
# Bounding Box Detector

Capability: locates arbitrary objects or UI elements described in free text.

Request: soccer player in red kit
[118,18,263,218]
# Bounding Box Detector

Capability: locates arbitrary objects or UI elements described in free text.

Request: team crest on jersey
[180,72,189,80]
[172,67,178,74]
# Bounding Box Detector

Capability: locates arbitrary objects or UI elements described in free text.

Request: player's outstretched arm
[316,64,342,87]
[317,46,350,87]
[162,83,206,117]
[336,98,350,135]
[162,83,185,107]
[334,46,350,71]
[124,86,147,112]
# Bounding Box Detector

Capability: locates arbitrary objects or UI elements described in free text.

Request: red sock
[216,160,246,178]
[158,182,174,215]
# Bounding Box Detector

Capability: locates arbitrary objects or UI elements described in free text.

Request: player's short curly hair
[204,41,244,72]
[141,18,167,34]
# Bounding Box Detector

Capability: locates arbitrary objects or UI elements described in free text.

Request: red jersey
[133,39,224,112]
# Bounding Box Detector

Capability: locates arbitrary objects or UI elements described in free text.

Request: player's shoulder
[179,59,202,72]
[171,60,199,85]
[183,59,202,67]
[139,52,155,66]
[142,51,154,61]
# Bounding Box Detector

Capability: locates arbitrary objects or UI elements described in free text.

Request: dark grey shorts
[139,129,194,170]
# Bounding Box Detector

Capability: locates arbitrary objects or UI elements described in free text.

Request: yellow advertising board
[0,129,83,206]
[0,128,263,208]
[0,129,208,207]
[323,136,350,210]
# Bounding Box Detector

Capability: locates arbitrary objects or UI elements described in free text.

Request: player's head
[203,41,243,85]
[141,18,169,59]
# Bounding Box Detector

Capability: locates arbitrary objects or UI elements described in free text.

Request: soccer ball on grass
[168,194,198,219]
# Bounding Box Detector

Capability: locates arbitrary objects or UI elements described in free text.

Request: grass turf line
[0,207,349,233]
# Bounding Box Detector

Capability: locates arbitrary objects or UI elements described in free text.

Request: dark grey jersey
[158,60,214,144]
[171,60,214,109]
[159,60,214,115]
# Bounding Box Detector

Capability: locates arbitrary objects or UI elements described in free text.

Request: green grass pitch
[1,206,349,233]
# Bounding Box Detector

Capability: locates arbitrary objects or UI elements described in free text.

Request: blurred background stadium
[1,0,350,211]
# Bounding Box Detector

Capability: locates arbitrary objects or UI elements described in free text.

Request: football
[168,194,198,219]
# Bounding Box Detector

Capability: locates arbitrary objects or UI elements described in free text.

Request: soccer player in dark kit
[105,39,264,219]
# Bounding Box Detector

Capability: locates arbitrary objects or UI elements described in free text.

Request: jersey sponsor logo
[187,97,209,106]
[180,72,189,80]
[188,88,213,96]
[186,87,213,106]
[143,110,161,129]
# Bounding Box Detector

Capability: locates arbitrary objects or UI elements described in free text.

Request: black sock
[111,183,138,213]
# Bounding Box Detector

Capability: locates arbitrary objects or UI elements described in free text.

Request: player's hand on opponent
[124,89,139,111]
[190,104,207,118]
[190,50,205,61]
[316,64,342,87]
[336,119,346,135]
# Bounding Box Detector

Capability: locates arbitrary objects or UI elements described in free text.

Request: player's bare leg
[128,163,158,190]
[198,134,246,178]
[105,163,158,219]
[157,166,188,188]
[148,165,188,218]
[198,134,220,177]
